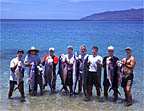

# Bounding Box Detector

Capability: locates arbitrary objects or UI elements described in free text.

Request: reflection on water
[0,73,144,111]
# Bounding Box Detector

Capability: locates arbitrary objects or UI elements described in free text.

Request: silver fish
[14,62,24,91]
[116,60,123,87]
[58,54,68,91]
[82,56,89,98]
[106,57,114,87]
[73,52,79,94]
[44,56,53,91]
[37,66,43,94]
[29,63,36,93]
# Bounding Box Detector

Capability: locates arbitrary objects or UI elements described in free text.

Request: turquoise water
[0,20,144,111]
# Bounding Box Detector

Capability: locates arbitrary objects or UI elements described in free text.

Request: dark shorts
[66,70,73,86]
[121,73,134,88]
[9,80,24,85]
[88,71,100,87]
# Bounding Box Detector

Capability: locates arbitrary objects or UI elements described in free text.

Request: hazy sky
[0,0,143,19]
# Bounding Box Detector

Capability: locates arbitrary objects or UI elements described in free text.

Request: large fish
[44,55,53,91]
[28,62,36,94]
[14,61,24,91]
[106,57,114,87]
[58,54,68,91]
[72,52,79,94]
[37,66,43,94]
[116,60,123,87]
[82,56,89,98]
[97,63,102,89]
[106,57,121,95]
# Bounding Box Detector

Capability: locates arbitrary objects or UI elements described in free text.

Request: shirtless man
[121,47,136,106]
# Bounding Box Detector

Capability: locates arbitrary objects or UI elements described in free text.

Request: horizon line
[0,19,144,21]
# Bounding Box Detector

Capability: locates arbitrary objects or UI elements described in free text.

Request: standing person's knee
[126,86,131,92]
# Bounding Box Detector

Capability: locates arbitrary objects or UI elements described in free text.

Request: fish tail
[117,90,121,96]
[109,87,113,92]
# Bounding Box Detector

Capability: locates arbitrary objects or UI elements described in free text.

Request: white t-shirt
[9,57,25,81]
[88,55,103,72]
[65,54,74,70]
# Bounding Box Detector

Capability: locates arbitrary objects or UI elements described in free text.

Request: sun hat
[27,46,39,54]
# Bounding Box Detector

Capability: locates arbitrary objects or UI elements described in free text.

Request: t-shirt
[88,55,103,72]
[43,55,59,65]
[78,54,89,61]
[24,54,41,76]
[65,54,74,70]
[9,57,25,82]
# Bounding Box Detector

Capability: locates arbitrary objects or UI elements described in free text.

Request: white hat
[67,45,73,50]
[108,46,114,50]
[49,48,55,51]
[125,47,132,51]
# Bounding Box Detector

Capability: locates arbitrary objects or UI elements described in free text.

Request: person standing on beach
[65,45,75,95]
[42,48,58,91]
[87,46,103,99]
[103,46,119,102]
[24,46,42,95]
[121,47,136,106]
[77,45,89,94]
[8,50,25,99]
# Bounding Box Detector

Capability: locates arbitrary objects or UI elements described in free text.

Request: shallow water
[0,20,144,111]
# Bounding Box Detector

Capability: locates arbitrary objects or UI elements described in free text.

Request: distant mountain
[81,8,144,21]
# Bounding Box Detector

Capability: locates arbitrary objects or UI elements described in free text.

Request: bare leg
[87,86,92,97]
[125,86,132,106]
[104,86,108,98]
[69,86,73,95]
[113,88,118,102]
[123,87,128,101]
[78,80,82,93]
[8,84,15,99]
[18,82,25,98]
[96,86,100,97]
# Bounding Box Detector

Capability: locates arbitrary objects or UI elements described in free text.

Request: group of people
[8,45,136,106]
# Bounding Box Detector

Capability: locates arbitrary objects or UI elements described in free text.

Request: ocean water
[0,20,143,111]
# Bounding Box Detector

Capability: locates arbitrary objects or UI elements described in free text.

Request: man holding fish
[121,47,136,106]
[77,45,89,94]
[42,48,58,92]
[8,50,25,99]
[103,46,120,102]
[65,45,75,95]
[24,46,42,95]
[87,46,103,99]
